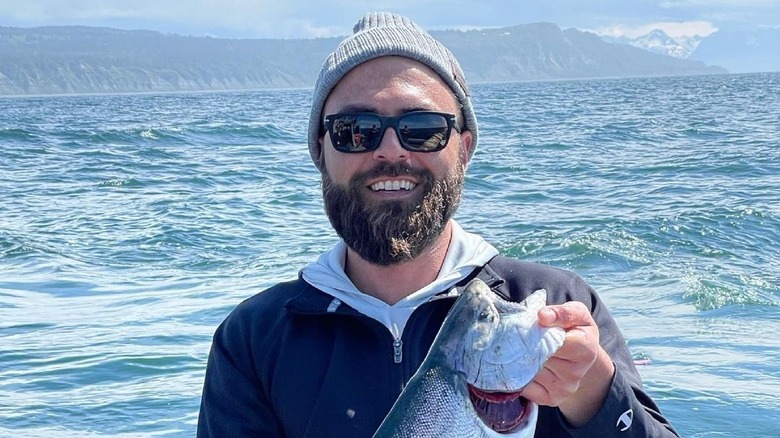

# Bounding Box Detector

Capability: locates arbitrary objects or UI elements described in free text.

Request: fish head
[453,279,566,435]
[463,287,565,390]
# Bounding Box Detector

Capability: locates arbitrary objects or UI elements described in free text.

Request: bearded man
[198,12,678,438]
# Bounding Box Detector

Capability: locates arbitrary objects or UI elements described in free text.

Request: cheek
[323,147,361,185]
[427,148,463,177]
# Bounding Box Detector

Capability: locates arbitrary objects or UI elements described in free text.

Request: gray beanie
[307,11,478,171]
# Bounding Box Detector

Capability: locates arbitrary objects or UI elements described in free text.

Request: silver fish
[373,279,565,438]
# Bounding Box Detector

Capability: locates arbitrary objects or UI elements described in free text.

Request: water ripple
[2,73,779,437]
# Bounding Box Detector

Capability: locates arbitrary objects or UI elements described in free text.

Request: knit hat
[307,12,478,171]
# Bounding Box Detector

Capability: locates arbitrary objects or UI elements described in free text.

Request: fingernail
[540,308,556,320]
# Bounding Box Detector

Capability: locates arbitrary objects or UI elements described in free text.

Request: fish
[372,278,566,438]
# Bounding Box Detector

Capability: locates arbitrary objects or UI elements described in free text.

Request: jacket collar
[285,256,506,316]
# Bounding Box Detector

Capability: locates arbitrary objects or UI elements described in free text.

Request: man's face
[319,56,473,265]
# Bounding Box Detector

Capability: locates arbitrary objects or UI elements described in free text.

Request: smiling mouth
[369,179,417,192]
[468,385,531,433]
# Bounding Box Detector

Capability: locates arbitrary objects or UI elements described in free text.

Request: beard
[322,159,465,266]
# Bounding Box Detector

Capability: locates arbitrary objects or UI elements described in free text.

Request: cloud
[658,0,780,25]
[591,20,719,38]
[0,0,777,38]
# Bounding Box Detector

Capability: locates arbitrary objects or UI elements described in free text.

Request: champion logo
[617,408,633,431]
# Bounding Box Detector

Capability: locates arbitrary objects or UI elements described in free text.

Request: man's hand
[521,301,616,427]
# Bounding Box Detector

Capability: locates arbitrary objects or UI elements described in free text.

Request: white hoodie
[300,220,498,340]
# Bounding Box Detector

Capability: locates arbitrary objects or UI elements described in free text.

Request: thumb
[538,307,557,326]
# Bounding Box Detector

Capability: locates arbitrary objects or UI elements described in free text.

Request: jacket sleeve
[555,273,679,437]
[197,312,283,437]
[555,365,678,437]
[485,257,678,437]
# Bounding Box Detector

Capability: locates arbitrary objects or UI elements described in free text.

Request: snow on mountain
[601,29,703,59]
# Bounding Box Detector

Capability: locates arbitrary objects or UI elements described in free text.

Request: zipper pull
[393,338,403,364]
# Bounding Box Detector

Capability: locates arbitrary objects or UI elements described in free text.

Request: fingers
[524,300,603,408]
[522,358,582,406]
[538,301,593,329]
[555,328,598,362]
[538,301,599,362]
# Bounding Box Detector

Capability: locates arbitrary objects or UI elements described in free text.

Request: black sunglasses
[323,111,459,153]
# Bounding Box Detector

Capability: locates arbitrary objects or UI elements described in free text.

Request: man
[198,12,678,437]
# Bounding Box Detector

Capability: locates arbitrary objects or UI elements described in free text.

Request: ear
[459,129,474,167]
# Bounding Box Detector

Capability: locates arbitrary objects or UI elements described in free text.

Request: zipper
[393,337,403,364]
[391,292,461,366]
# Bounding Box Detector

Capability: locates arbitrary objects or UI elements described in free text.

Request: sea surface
[1,72,779,437]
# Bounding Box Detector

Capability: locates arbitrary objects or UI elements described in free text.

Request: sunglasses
[323,111,459,153]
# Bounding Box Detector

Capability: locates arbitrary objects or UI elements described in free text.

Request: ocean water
[1,72,779,437]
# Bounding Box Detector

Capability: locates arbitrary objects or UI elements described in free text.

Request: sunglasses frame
[323,111,459,153]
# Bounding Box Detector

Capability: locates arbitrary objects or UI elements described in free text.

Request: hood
[300,220,498,338]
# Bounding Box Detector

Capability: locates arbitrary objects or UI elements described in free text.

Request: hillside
[0,24,727,96]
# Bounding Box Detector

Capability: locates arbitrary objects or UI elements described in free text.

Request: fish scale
[374,366,488,438]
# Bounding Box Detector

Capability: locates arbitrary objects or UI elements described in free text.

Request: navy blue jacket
[198,256,678,437]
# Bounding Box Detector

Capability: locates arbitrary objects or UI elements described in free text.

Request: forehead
[323,56,459,115]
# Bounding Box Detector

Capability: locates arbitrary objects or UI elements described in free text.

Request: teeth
[371,180,417,192]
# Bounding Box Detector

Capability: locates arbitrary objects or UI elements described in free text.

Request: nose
[372,127,409,162]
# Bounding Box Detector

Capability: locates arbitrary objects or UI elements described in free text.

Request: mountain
[599,26,779,73]
[675,35,705,58]
[600,29,702,59]
[0,23,726,96]
[634,29,701,59]
[690,26,780,73]
[0,26,333,95]
[431,23,723,83]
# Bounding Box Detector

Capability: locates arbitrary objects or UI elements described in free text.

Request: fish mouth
[468,385,531,433]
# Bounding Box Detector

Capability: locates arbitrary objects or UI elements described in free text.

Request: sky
[0,0,778,40]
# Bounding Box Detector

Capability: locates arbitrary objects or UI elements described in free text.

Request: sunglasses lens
[328,114,383,152]
[398,113,450,152]
[326,112,453,153]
